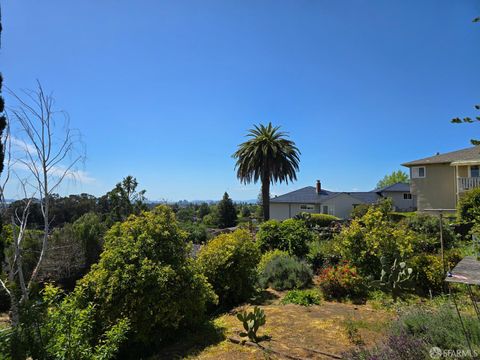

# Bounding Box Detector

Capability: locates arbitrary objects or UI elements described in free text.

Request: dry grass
[155,290,392,359]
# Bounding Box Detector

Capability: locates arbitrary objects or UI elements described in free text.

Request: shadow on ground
[152,320,226,359]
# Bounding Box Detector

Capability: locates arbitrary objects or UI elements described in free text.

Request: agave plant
[236,306,266,342]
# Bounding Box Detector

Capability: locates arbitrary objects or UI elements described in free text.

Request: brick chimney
[316,180,321,194]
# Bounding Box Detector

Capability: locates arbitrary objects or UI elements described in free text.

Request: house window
[403,193,412,200]
[471,165,480,178]
[412,166,426,179]
[300,204,315,210]
[322,205,329,214]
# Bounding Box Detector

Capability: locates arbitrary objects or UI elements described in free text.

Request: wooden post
[439,212,445,275]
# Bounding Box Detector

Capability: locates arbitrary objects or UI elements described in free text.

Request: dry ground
[154,290,392,360]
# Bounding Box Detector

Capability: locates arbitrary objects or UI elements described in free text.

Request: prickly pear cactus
[373,256,414,301]
[236,306,266,342]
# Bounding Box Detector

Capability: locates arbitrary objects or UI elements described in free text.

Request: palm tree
[233,123,300,221]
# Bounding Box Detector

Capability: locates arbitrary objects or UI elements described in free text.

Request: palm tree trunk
[261,179,270,221]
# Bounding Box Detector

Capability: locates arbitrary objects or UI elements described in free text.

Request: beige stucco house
[402,146,480,212]
[269,180,414,220]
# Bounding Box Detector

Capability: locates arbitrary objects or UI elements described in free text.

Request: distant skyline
[3,0,480,201]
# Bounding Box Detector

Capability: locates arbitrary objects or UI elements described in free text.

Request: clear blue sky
[3,0,480,201]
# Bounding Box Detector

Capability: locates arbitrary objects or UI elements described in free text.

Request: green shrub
[259,255,312,290]
[256,219,313,257]
[280,219,314,257]
[309,213,339,226]
[295,212,339,228]
[318,262,367,301]
[257,249,290,275]
[334,206,416,277]
[457,188,480,225]
[281,289,321,306]
[197,229,261,307]
[350,204,371,219]
[410,254,444,295]
[79,205,216,347]
[306,239,324,271]
[6,285,129,360]
[388,212,410,222]
[42,285,130,360]
[256,220,282,253]
[393,305,480,352]
[403,213,457,252]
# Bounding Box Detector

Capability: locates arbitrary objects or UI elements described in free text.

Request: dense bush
[42,285,129,360]
[410,254,444,294]
[78,205,216,347]
[256,219,313,257]
[295,212,339,228]
[257,249,290,275]
[306,239,324,271]
[457,187,480,224]
[256,220,282,253]
[6,285,130,360]
[197,229,261,307]
[318,262,367,301]
[334,206,416,277]
[281,289,321,306]
[280,219,313,257]
[410,250,463,295]
[259,255,312,290]
[350,204,371,219]
[402,213,456,252]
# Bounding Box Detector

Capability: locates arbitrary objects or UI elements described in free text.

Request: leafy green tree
[72,212,107,268]
[98,176,147,224]
[376,170,410,189]
[78,205,216,347]
[233,123,300,221]
[240,205,251,218]
[217,192,237,228]
[176,206,195,223]
[197,202,210,219]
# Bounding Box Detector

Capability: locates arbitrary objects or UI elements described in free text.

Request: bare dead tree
[6,81,85,293]
[0,121,36,325]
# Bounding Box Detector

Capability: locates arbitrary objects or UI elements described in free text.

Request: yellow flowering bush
[334,207,416,276]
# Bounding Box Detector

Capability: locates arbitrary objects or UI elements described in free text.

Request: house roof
[402,146,480,167]
[348,192,382,203]
[373,182,411,193]
[270,186,335,204]
[270,187,381,204]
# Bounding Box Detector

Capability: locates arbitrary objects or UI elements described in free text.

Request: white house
[269,180,415,220]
